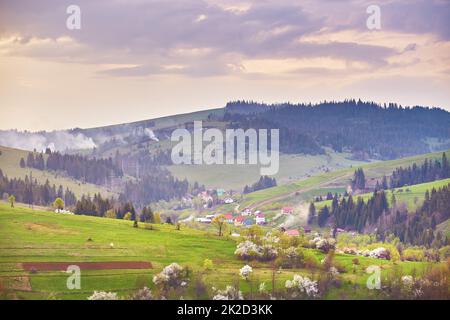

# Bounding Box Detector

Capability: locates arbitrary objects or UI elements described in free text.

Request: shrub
[153,263,188,291]
[131,287,153,300]
[212,286,243,300]
[309,237,336,253]
[239,265,253,280]
[402,248,425,262]
[203,259,213,271]
[285,275,319,299]
[88,291,118,300]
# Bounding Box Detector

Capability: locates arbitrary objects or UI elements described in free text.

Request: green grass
[0,203,438,300]
[237,149,449,209]
[167,149,370,190]
[0,145,115,199]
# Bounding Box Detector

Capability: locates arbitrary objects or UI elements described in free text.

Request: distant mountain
[224,100,450,159]
[1,100,449,161]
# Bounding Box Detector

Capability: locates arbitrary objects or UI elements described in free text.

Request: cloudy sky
[0,0,449,130]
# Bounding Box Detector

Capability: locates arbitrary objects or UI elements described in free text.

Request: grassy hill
[0,203,433,300]
[166,149,370,190]
[0,145,116,199]
[314,178,450,211]
[239,149,449,210]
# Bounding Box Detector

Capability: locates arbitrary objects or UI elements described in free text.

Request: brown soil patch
[22,261,153,271]
[0,276,32,291]
[25,222,79,235]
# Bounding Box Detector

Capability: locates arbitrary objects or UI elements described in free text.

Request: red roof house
[281,207,294,214]
[285,229,300,236]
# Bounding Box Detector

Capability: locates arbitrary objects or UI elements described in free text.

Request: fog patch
[0,130,97,152]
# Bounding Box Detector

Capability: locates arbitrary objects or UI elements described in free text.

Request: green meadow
[314,178,450,211]
[0,203,438,300]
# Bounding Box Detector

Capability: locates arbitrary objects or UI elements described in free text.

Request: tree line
[389,153,450,189]
[0,169,77,207]
[243,176,277,194]
[21,150,123,185]
[224,100,450,159]
[308,184,450,247]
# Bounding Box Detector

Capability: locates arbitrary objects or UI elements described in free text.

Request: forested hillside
[224,100,450,159]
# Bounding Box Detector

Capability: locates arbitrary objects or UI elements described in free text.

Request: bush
[212,286,243,300]
[153,263,188,291]
[88,291,118,300]
[309,237,336,253]
[402,248,425,262]
[203,259,213,271]
[285,275,319,299]
[131,287,153,300]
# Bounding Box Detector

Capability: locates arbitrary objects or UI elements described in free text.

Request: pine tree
[307,203,316,225]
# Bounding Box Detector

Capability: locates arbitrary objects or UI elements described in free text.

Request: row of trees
[21,151,123,185]
[121,170,190,208]
[389,153,450,189]
[382,185,450,247]
[0,169,77,207]
[74,193,136,220]
[308,184,450,247]
[243,176,277,194]
[72,194,162,224]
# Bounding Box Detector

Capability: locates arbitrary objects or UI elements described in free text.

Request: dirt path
[248,172,352,210]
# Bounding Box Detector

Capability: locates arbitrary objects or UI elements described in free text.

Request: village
[193,188,313,237]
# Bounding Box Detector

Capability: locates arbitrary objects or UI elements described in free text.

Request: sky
[0,0,449,131]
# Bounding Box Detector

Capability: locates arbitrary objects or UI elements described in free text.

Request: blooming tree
[239,265,253,280]
[212,286,243,300]
[88,291,118,300]
[153,263,188,292]
[285,274,319,299]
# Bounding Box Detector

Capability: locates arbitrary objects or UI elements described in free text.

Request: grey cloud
[0,0,448,77]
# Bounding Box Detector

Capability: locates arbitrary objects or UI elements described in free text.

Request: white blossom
[285,274,319,298]
[212,286,243,300]
[239,265,253,280]
[153,263,187,289]
[88,291,118,300]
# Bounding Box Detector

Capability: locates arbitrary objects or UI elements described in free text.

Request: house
[206,214,216,220]
[244,218,254,226]
[224,214,234,223]
[234,216,244,226]
[224,198,234,204]
[255,214,266,225]
[231,233,241,237]
[55,209,74,215]
[285,229,300,237]
[281,207,294,215]
[196,218,212,224]
[241,208,252,216]
[216,188,225,197]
